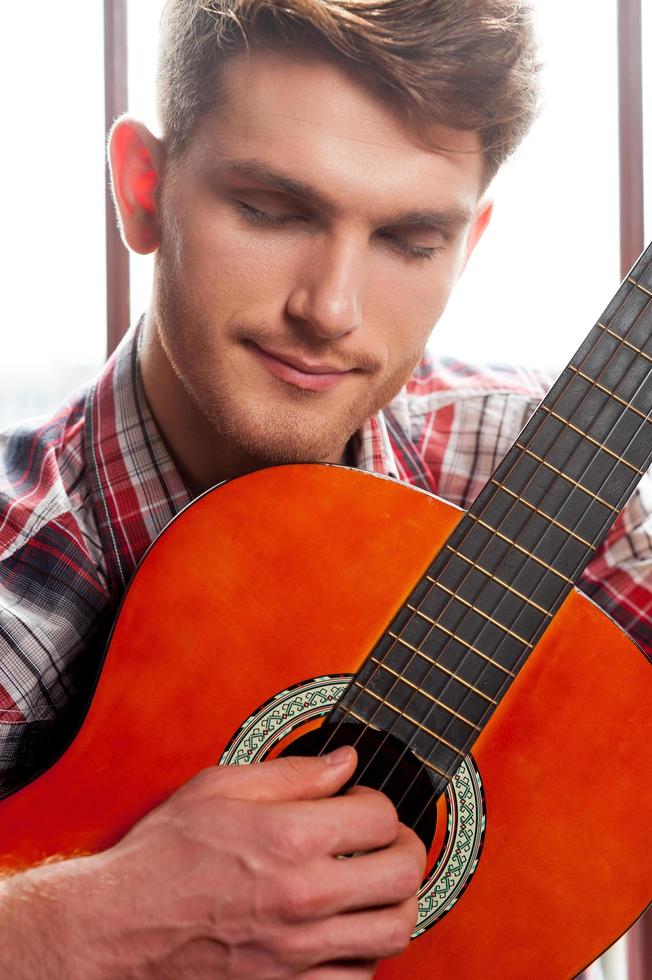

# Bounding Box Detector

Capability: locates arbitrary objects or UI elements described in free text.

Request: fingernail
[324,746,353,765]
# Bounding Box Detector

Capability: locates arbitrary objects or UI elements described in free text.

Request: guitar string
[315,253,652,773]
[317,252,652,773]
[361,278,652,802]
[382,277,652,824]
[315,250,652,805]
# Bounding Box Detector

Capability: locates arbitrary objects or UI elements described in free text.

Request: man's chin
[199,383,389,468]
[233,431,346,467]
[228,405,359,466]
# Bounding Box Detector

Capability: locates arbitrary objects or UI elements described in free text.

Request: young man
[0,1,649,976]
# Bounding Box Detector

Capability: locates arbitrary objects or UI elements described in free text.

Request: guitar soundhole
[280,722,437,850]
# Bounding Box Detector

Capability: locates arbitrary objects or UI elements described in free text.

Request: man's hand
[0,746,427,979]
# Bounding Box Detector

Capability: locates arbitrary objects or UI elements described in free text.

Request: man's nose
[286,237,363,340]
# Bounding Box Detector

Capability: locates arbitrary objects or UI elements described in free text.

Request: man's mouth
[248,342,355,392]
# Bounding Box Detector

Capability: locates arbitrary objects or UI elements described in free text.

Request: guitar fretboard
[330,243,652,796]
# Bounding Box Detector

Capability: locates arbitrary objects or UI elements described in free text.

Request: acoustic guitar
[1,244,652,978]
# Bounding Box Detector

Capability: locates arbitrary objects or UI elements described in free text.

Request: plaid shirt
[0,322,650,792]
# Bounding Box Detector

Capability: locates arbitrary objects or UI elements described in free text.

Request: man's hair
[156,0,540,183]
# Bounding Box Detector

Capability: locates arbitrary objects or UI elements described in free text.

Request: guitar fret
[388,630,498,705]
[369,655,481,732]
[568,364,652,425]
[410,593,523,666]
[627,275,652,299]
[346,705,378,728]
[411,749,453,782]
[514,443,618,512]
[407,597,516,674]
[490,479,595,550]
[352,679,466,758]
[442,545,553,618]
[540,405,644,475]
[597,321,652,365]
[467,513,573,584]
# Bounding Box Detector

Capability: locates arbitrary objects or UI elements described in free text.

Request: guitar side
[0,465,649,978]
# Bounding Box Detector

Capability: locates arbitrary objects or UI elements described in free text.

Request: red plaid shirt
[0,321,650,791]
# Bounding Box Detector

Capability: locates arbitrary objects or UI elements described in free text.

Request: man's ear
[460,199,493,274]
[107,115,165,255]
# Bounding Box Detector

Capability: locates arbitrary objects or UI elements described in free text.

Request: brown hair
[156,0,540,182]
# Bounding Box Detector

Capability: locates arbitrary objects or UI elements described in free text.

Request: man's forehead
[182,47,486,211]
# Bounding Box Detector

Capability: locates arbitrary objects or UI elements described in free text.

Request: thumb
[211,745,358,803]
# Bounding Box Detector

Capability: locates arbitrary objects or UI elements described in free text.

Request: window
[434,0,621,369]
[0,2,106,426]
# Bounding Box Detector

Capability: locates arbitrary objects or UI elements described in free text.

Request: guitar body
[0,465,650,978]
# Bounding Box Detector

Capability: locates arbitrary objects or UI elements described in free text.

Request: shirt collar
[84,319,191,595]
[353,412,400,479]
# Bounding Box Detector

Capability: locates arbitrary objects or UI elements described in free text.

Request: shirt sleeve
[579,469,652,655]
[0,519,112,795]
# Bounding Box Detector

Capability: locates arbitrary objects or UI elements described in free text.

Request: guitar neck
[331,241,652,793]
[443,240,652,628]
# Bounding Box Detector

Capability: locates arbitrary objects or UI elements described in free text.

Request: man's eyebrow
[378,206,475,229]
[223,158,335,213]
[221,157,475,228]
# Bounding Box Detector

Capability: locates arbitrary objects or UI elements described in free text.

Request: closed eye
[378,232,443,261]
[236,201,306,226]
[237,201,443,260]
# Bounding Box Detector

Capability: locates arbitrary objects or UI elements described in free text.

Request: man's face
[151,48,487,466]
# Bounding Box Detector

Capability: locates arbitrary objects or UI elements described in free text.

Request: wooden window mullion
[618,0,645,277]
[104,0,130,358]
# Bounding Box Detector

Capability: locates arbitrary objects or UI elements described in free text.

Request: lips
[261,347,346,375]
[249,342,353,392]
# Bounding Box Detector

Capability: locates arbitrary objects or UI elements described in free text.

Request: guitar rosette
[219,674,486,935]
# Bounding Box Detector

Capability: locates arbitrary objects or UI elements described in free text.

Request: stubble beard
[199,363,413,466]
[204,353,423,467]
